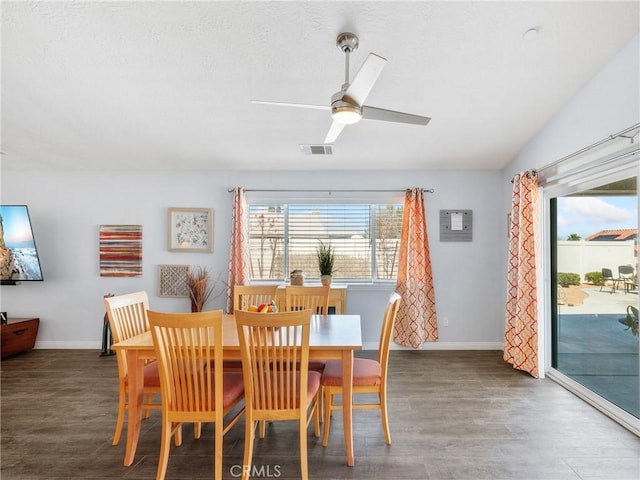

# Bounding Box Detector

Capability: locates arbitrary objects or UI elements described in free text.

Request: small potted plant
[316,241,335,286]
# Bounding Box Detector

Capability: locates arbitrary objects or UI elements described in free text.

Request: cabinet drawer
[1,318,40,359]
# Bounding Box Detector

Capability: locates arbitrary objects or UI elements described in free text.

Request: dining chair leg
[321,388,332,447]
[144,393,153,418]
[156,417,172,480]
[112,385,126,446]
[380,389,391,445]
[317,387,323,423]
[242,417,255,480]
[214,421,223,480]
[299,415,309,480]
[313,393,320,437]
[194,422,202,439]
[174,423,182,446]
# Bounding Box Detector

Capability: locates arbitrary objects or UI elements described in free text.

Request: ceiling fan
[252,32,431,144]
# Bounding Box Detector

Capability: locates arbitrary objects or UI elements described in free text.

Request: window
[248,204,403,282]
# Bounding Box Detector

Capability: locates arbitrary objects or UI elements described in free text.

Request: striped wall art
[99,225,142,277]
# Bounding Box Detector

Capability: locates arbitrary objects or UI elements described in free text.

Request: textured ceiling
[1,1,638,171]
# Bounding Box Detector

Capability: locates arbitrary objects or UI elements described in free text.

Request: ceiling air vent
[299,144,333,155]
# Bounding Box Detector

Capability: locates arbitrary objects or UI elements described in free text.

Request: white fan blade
[344,53,387,106]
[362,105,431,125]
[324,121,346,144]
[251,100,330,111]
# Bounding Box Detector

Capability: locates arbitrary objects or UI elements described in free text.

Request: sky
[0,205,37,247]
[556,196,638,240]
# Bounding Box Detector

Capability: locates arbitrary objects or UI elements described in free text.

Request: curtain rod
[228,188,434,193]
[511,170,537,183]
[536,122,640,177]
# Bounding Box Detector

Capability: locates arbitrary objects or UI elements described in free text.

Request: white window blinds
[248,203,403,282]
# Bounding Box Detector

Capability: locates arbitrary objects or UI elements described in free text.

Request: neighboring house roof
[585,229,638,241]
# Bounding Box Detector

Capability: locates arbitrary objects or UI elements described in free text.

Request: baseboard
[364,341,504,350]
[35,340,504,351]
[35,341,103,350]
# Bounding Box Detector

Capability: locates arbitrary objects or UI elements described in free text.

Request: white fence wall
[557,240,636,280]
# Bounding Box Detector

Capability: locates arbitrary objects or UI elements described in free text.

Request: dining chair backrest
[104,291,150,378]
[147,309,226,419]
[235,309,313,412]
[377,293,402,369]
[234,308,319,480]
[147,309,245,480]
[233,284,279,311]
[285,285,330,315]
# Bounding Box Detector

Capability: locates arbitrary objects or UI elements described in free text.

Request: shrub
[557,272,581,288]
[584,271,604,286]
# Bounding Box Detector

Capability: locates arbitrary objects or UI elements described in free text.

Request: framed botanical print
[168,207,213,252]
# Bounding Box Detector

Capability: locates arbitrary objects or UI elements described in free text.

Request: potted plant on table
[316,241,335,287]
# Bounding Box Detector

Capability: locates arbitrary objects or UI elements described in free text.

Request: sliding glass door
[551,176,639,420]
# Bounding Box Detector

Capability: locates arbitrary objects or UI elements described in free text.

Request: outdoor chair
[600,268,616,293]
[618,265,636,294]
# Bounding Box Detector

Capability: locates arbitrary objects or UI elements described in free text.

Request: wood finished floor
[1,349,638,480]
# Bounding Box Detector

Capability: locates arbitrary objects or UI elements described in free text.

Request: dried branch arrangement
[186,266,215,312]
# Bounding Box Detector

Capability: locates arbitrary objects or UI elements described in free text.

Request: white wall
[503,34,640,182]
[0,169,504,350]
[501,33,639,287]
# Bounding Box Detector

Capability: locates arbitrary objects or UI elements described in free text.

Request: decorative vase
[290,269,304,286]
[321,275,332,287]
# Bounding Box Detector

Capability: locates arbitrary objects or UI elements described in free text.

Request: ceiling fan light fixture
[331,104,362,125]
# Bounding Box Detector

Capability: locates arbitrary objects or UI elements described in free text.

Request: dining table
[110,313,363,468]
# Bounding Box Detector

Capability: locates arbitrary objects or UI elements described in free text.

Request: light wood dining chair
[233,284,279,311]
[104,291,161,446]
[148,310,245,480]
[285,285,330,314]
[227,285,280,372]
[235,309,320,480]
[285,285,331,374]
[320,293,402,446]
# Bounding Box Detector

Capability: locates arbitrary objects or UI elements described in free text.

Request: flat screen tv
[0,205,44,284]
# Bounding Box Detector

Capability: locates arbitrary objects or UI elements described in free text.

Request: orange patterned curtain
[226,187,250,313]
[504,171,539,377]
[394,188,438,348]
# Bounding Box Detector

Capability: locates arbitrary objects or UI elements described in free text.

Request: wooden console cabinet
[274,285,347,314]
[1,317,39,359]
